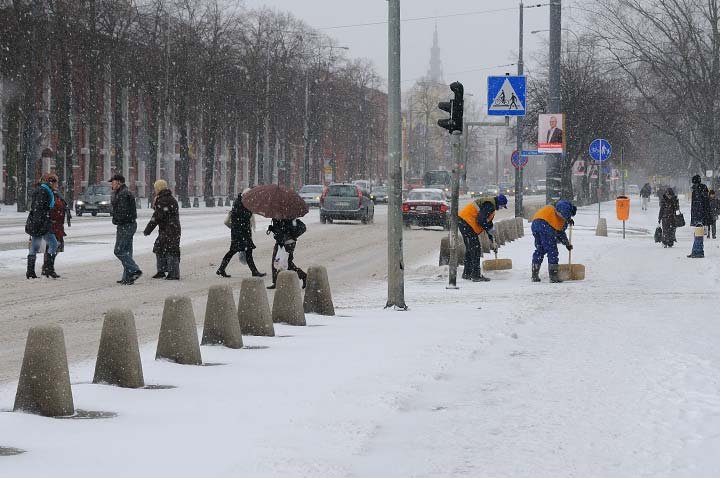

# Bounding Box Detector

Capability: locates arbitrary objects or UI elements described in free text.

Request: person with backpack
[266,217,307,289]
[25,173,60,279]
[216,188,266,278]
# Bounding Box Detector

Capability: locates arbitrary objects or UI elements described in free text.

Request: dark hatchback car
[320,183,375,224]
[76,184,113,216]
[402,188,449,229]
[370,186,389,203]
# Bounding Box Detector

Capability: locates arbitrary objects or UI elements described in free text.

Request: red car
[402,188,450,230]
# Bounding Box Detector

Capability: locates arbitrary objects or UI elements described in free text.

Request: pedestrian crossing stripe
[489,78,525,112]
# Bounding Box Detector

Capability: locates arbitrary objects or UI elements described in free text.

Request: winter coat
[229,193,256,252]
[690,182,711,226]
[111,184,137,226]
[458,196,497,235]
[143,189,181,257]
[709,197,720,221]
[25,184,54,237]
[268,218,306,245]
[49,191,71,243]
[532,205,570,246]
[640,184,652,198]
[658,191,679,222]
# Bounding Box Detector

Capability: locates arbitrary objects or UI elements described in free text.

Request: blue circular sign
[511,150,528,169]
[589,139,612,162]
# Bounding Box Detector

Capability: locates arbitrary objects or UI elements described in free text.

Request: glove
[266,226,272,235]
[143,231,150,237]
[567,218,574,226]
[566,244,573,251]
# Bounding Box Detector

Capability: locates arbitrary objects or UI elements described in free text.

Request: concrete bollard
[14,325,74,417]
[93,309,144,388]
[272,271,306,326]
[596,217,608,237]
[303,266,335,316]
[495,223,506,246]
[156,295,203,365]
[523,203,542,221]
[439,236,466,266]
[238,277,275,336]
[480,232,491,254]
[201,285,243,349]
[515,217,525,237]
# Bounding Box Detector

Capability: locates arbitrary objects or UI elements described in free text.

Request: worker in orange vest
[457,194,508,281]
[531,200,576,283]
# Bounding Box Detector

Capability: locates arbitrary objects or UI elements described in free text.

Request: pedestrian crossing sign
[487,76,526,116]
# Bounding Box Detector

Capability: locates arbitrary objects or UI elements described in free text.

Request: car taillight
[357,188,362,207]
[440,204,448,213]
[402,203,410,213]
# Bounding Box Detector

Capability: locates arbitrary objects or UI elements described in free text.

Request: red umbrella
[241,184,309,219]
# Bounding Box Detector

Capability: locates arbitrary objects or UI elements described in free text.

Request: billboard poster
[538,113,565,153]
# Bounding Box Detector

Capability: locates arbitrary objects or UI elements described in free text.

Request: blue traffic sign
[511,150,528,169]
[521,150,543,156]
[487,76,526,116]
[589,138,612,162]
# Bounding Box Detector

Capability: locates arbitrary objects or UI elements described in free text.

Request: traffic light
[437,81,464,134]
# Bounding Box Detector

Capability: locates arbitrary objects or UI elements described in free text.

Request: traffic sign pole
[589,138,612,221]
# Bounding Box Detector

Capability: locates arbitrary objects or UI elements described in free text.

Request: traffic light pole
[515,2,525,217]
[447,131,462,289]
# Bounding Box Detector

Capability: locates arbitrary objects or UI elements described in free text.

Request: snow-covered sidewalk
[1,194,719,477]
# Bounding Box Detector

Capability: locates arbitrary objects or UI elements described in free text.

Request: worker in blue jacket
[531,200,576,283]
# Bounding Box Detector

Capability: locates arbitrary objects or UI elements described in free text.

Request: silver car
[299,184,324,207]
[320,183,375,224]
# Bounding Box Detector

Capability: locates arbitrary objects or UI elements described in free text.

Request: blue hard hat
[555,200,574,220]
[496,194,508,209]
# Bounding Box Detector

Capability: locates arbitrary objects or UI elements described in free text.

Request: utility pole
[263,46,271,185]
[515,2,525,216]
[546,0,562,203]
[303,71,310,185]
[495,137,499,186]
[386,0,406,309]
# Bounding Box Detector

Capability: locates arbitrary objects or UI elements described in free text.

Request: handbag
[673,211,685,227]
[224,212,232,228]
[654,226,662,243]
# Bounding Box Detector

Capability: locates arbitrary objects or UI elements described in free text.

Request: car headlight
[99,201,109,205]
[315,196,320,200]
[76,200,84,206]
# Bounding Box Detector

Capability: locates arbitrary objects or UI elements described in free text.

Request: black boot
[531,263,541,282]
[43,254,60,279]
[216,252,233,278]
[153,255,167,278]
[26,255,37,279]
[549,264,563,283]
[41,252,49,276]
[246,251,266,277]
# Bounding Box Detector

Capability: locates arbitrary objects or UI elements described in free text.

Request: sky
[239,0,564,119]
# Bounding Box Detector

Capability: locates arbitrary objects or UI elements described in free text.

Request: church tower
[427,24,444,83]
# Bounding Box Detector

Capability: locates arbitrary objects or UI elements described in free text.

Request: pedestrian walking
[266,217,307,289]
[41,173,71,278]
[109,174,142,284]
[658,187,679,248]
[457,194,508,282]
[640,183,652,210]
[688,175,711,258]
[531,200,576,283]
[25,173,60,279]
[143,179,181,280]
[216,188,266,279]
[707,189,719,239]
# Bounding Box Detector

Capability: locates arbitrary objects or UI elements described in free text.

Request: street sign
[511,150,528,169]
[589,138,612,162]
[521,150,543,156]
[573,160,586,176]
[487,76,526,116]
[589,165,599,179]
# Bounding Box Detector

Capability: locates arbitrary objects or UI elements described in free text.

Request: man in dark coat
[658,187,679,247]
[25,173,59,279]
[267,217,307,289]
[144,179,181,280]
[216,189,266,278]
[110,174,142,284]
[688,174,711,258]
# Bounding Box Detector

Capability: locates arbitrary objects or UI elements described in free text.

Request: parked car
[298,184,324,207]
[352,179,372,194]
[370,185,389,203]
[76,184,113,216]
[402,188,449,230]
[320,183,375,224]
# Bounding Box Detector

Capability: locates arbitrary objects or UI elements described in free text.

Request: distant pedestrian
[41,173,71,278]
[707,190,719,239]
[266,217,307,289]
[25,173,59,279]
[688,175,711,258]
[457,194,508,282]
[531,200,576,283]
[658,187,679,248]
[216,188,266,279]
[640,183,652,210]
[143,179,181,280]
[109,174,142,284]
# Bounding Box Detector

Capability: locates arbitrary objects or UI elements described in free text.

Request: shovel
[558,224,585,281]
[482,247,513,271]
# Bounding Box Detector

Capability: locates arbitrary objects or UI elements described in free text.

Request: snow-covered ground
[1,194,719,477]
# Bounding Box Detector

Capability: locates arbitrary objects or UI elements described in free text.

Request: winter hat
[496,194,508,209]
[692,174,702,184]
[242,187,252,195]
[555,200,574,220]
[154,179,168,193]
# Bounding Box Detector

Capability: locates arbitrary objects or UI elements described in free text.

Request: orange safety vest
[458,197,496,234]
[532,205,566,231]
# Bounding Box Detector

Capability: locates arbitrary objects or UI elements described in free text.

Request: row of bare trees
[0,0,387,210]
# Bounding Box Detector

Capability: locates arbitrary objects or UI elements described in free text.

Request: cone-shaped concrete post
[201,285,243,349]
[496,222,506,246]
[596,218,608,237]
[439,236,449,266]
[238,277,275,336]
[156,295,202,365]
[480,232,491,254]
[14,325,74,417]
[93,309,144,388]
[515,217,525,237]
[303,266,335,316]
[272,271,306,326]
